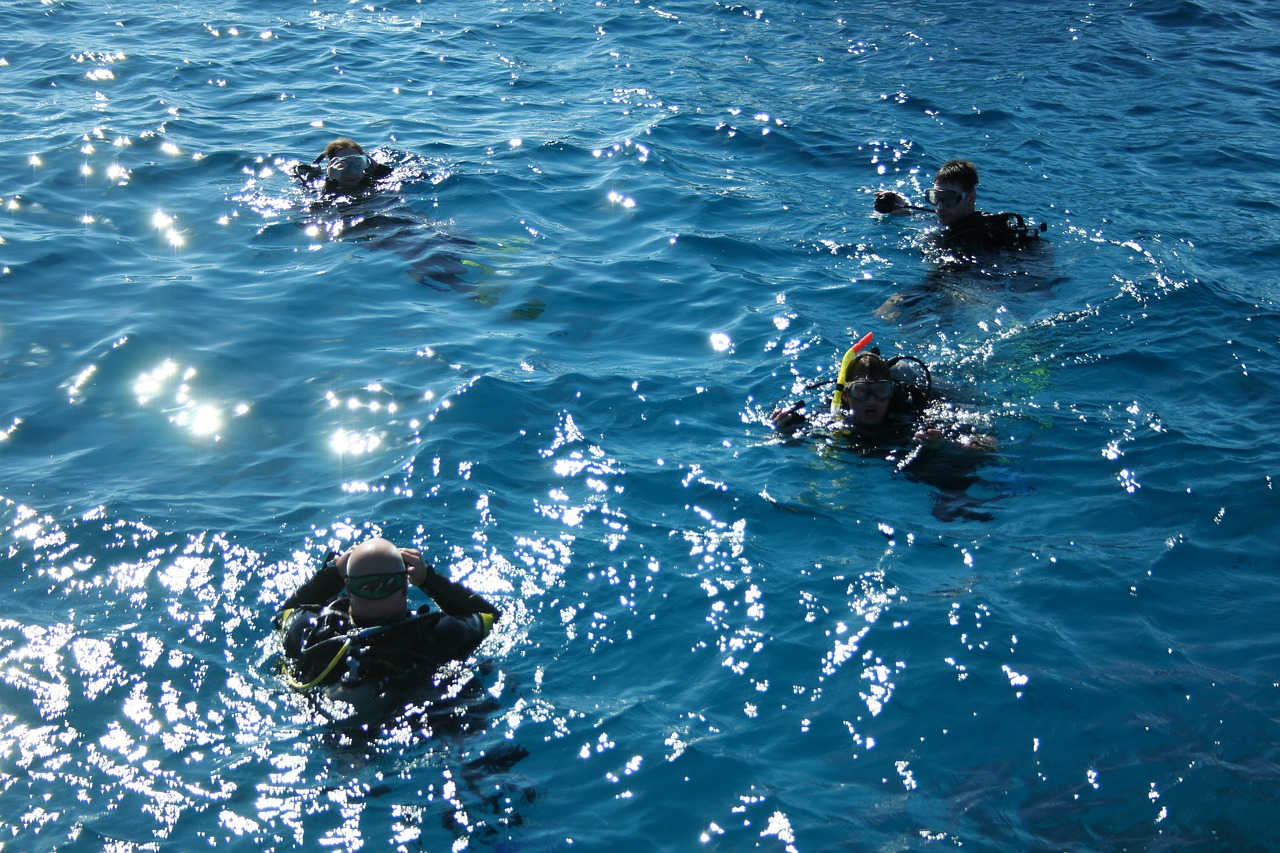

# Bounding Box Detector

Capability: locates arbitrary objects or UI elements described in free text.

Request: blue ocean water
[2,0,1279,849]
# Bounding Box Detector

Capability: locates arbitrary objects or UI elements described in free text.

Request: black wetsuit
[274,558,500,691]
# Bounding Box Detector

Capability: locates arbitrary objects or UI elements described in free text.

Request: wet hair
[841,349,934,416]
[935,159,979,193]
[322,138,366,160]
[845,351,893,382]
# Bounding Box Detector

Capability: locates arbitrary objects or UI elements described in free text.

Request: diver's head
[928,159,978,227]
[344,537,408,624]
[321,138,373,190]
[838,351,895,426]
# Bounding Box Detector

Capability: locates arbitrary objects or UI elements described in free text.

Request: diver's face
[930,178,975,227]
[840,377,894,426]
[326,148,371,188]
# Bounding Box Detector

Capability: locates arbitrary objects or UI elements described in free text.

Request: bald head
[346,538,405,578]
[345,538,408,623]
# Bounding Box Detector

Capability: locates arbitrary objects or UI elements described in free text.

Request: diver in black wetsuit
[770,336,1001,521]
[872,159,1048,321]
[290,137,394,197]
[283,137,480,289]
[274,537,501,702]
[873,158,1044,251]
[770,336,996,453]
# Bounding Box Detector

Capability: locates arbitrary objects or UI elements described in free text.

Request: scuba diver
[290,137,395,197]
[274,537,502,723]
[770,333,1001,521]
[281,136,480,290]
[770,332,997,454]
[873,158,1046,252]
[871,159,1051,323]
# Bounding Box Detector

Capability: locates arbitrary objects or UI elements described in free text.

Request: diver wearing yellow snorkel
[770,332,996,454]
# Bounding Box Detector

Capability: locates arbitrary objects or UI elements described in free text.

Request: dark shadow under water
[282,657,537,844]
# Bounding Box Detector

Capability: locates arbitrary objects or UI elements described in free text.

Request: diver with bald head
[275,536,502,703]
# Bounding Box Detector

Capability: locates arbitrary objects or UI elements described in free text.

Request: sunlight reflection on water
[2,0,1279,848]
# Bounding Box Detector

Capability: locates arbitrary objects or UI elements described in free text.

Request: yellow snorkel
[831,332,875,415]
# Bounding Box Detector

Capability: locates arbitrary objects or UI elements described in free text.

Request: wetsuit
[274,558,500,691]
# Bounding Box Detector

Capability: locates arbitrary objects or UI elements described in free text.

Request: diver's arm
[290,161,324,183]
[913,425,998,453]
[403,549,501,619]
[277,551,345,613]
[915,427,947,451]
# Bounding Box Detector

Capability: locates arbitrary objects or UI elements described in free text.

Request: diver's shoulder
[944,210,1046,248]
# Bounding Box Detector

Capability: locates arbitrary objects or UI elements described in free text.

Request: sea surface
[2,0,1278,850]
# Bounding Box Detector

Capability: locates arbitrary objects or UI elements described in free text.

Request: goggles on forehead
[346,571,407,600]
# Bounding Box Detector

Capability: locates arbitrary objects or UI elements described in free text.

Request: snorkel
[874,194,934,215]
[889,203,936,213]
[831,332,875,415]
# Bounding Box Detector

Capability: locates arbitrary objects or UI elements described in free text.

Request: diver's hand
[957,432,999,452]
[914,428,999,453]
[401,548,436,587]
[914,427,947,450]
[771,401,807,433]
[874,190,912,214]
[331,548,352,579]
